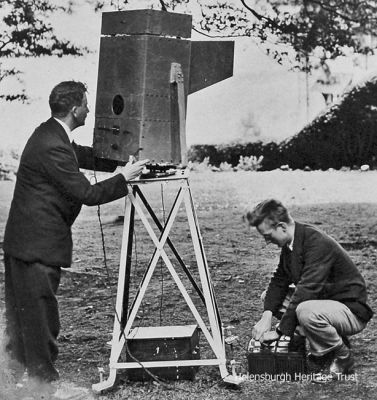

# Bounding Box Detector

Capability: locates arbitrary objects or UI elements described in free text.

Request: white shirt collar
[54,117,75,143]
[287,223,295,251]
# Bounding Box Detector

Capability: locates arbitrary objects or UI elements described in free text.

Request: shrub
[188,141,280,171]
[236,155,264,171]
[188,157,212,172]
[219,161,233,172]
[0,148,19,180]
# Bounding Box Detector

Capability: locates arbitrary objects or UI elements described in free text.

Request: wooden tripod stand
[92,169,233,393]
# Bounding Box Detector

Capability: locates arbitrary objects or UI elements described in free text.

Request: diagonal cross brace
[124,185,184,320]
[116,183,224,359]
[124,185,220,355]
[133,185,206,305]
[187,186,224,343]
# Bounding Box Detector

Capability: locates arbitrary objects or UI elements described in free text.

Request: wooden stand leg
[184,183,228,378]
[92,195,134,393]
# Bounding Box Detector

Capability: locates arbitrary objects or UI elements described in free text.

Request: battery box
[247,335,307,379]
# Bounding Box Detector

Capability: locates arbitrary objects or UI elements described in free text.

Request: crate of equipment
[125,325,200,381]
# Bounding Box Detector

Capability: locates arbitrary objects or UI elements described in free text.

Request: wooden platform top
[127,325,198,340]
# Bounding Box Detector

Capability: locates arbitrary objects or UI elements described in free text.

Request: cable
[97,192,171,387]
[159,183,166,325]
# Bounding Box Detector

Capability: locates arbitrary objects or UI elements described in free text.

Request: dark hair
[245,199,291,227]
[49,81,87,117]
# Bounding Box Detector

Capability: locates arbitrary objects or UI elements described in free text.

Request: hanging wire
[133,225,145,326]
[91,166,173,386]
[159,182,166,325]
[304,0,310,122]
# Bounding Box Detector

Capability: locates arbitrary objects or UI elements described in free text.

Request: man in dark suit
[3,81,148,389]
[245,199,373,378]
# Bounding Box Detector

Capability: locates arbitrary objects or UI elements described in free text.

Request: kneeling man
[246,199,373,377]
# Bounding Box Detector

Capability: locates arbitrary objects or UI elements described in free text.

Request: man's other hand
[260,330,280,343]
[120,159,149,181]
[252,310,272,341]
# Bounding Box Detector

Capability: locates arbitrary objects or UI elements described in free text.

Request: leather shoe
[329,352,354,376]
[307,351,334,370]
[311,353,355,384]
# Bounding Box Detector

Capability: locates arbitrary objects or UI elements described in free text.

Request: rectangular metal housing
[93,34,191,163]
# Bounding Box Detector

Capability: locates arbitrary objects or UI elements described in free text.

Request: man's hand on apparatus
[252,310,272,341]
[120,159,149,181]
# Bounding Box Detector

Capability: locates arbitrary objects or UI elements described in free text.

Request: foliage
[236,155,264,171]
[0,148,19,180]
[92,0,377,71]
[188,154,264,172]
[0,0,89,102]
[188,141,281,171]
[219,161,233,171]
[199,0,377,70]
[188,156,212,172]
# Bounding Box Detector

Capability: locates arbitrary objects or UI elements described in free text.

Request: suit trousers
[4,254,61,382]
[296,299,366,356]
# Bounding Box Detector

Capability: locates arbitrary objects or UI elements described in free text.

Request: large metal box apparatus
[247,336,307,379]
[93,9,234,164]
[94,17,191,164]
[125,325,200,381]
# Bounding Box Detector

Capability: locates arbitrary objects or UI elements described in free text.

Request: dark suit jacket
[3,118,128,268]
[264,222,373,336]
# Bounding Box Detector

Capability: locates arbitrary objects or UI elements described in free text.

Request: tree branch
[192,26,252,38]
[0,38,13,53]
[239,0,281,29]
[310,0,377,23]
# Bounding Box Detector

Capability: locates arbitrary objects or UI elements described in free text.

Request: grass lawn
[0,170,376,399]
